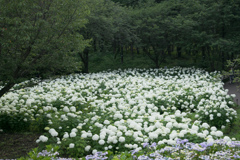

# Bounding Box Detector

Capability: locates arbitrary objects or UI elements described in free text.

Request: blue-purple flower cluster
[37,149,59,157]
[80,139,240,159]
[85,151,108,160]
[20,138,240,159]
[125,139,240,160]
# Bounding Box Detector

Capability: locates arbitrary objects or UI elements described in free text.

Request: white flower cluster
[0,67,237,154]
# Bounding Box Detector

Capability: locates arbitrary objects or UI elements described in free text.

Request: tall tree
[0,0,90,97]
[79,0,137,71]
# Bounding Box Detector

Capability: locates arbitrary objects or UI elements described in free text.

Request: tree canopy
[0,0,90,97]
[0,0,240,97]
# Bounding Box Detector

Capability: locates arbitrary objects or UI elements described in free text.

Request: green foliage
[0,113,31,132]
[224,58,240,83]
[198,105,236,129]
[0,0,240,90]
[0,112,49,133]
[30,114,49,133]
[89,52,153,72]
[183,133,205,143]
[18,145,59,160]
[36,112,87,157]
[223,107,240,140]
[108,0,240,71]
[0,0,90,96]
[60,136,87,158]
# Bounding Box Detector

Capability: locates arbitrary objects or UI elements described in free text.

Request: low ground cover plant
[17,138,240,159]
[0,67,238,159]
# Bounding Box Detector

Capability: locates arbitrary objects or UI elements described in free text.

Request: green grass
[89,52,154,73]
[88,50,216,73]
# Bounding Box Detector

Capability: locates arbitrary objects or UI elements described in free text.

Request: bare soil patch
[0,133,40,159]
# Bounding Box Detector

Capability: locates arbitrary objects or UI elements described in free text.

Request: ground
[224,82,240,105]
[0,82,239,159]
[0,133,40,159]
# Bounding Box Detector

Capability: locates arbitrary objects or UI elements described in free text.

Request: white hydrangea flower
[207,138,214,144]
[39,135,48,142]
[202,123,209,129]
[63,106,70,112]
[210,126,217,131]
[70,106,76,112]
[92,149,97,154]
[104,120,110,125]
[166,122,172,129]
[81,133,87,139]
[215,131,223,137]
[69,143,75,148]
[119,136,125,142]
[192,125,199,131]
[70,132,76,138]
[99,139,105,145]
[92,134,99,141]
[85,145,91,151]
[63,132,69,139]
[49,128,58,137]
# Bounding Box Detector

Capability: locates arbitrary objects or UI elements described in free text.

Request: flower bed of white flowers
[0,67,238,157]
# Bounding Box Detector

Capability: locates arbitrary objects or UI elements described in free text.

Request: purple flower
[234,154,240,158]
[176,139,189,145]
[85,151,108,160]
[215,139,227,145]
[143,142,149,148]
[131,149,139,155]
[232,141,240,147]
[150,142,157,148]
[138,155,151,160]
[199,155,211,160]
[149,152,162,158]
[85,155,97,160]
[37,149,59,158]
[185,142,194,150]
[199,142,208,148]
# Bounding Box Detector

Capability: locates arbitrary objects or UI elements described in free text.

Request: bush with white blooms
[0,67,238,158]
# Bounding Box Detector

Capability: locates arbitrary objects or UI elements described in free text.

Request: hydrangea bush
[0,67,238,158]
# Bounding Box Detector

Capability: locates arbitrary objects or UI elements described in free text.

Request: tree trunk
[113,41,118,59]
[0,47,31,98]
[231,52,234,61]
[0,82,15,98]
[85,50,89,73]
[206,47,215,71]
[0,41,2,56]
[155,60,159,68]
[177,46,182,58]
[153,50,160,68]
[121,46,123,64]
[160,50,166,63]
[167,45,171,57]
[83,49,89,73]
[221,21,225,70]
[131,42,134,60]
[93,39,97,52]
[202,47,205,61]
[137,47,140,55]
[222,51,225,70]
[79,48,89,73]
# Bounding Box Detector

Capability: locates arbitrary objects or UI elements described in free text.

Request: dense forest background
[0,0,240,97]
